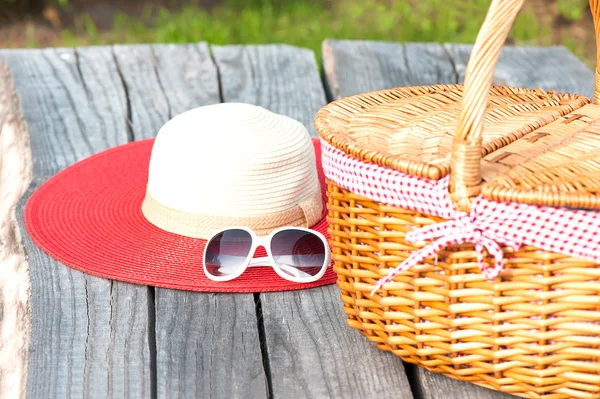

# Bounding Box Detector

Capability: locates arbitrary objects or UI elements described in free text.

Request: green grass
[557,0,589,21]
[54,0,545,58]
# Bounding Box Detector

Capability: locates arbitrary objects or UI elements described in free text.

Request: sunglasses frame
[202,226,331,283]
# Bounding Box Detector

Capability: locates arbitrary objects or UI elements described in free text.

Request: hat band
[141,190,323,239]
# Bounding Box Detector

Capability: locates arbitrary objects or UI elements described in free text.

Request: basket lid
[316,0,600,211]
[315,84,600,209]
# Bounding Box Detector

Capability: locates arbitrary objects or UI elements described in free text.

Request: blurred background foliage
[0,0,596,67]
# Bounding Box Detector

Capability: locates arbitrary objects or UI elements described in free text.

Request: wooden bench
[0,40,593,399]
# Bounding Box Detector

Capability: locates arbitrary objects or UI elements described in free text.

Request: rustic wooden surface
[322,39,595,100]
[0,47,153,399]
[0,39,594,399]
[212,44,413,399]
[321,40,457,99]
[321,38,594,399]
[111,43,267,399]
[444,44,595,99]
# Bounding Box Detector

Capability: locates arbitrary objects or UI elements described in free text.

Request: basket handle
[448,0,600,212]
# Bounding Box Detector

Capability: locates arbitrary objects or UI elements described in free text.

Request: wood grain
[322,39,457,100]
[212,43,415,399]
[111,44,171,140]
[151,43,220,116]
[415,368,515,399]
[0,47,152,399]
[444,44,595,99]
[155,291,267,399]
[112,43,267,399]
[0,49,127,178]
[212,44,324,136]
[321,39,595,399]
[0,61,32,399]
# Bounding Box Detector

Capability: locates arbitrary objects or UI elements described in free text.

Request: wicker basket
[315,0,600,398]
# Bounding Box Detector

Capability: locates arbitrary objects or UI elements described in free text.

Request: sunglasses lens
[204,229,253,278]
[270,229,327,279]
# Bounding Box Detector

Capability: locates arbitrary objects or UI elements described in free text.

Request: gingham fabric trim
[320,139,600,291]
[321,141,456,220]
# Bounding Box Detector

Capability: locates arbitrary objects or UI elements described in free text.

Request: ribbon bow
[371,213,522,295]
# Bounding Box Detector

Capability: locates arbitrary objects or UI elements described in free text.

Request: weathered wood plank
[0,49,127,178]
[112,43,268,399]
[415,368,513,399]
[111,44,171,140]
[321,39,594,399]
[155,291,267,399]
[322,39,457,100]
[444,44,595,99]
[0,47,153,399]
[151,43,220,115]
[212,43,415,399]
[0,61,32,399]
[213,44,323,137]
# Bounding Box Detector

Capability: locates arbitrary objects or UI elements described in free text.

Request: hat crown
[143,103,322,238]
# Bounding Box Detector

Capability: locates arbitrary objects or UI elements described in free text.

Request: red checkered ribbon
[320,140,600,293]
[371,207,524,295]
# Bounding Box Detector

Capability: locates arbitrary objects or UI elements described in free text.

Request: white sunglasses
[202,226,331,283]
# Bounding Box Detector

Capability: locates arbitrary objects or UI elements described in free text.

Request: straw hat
[24,103,335,293]
[143,103,323,238]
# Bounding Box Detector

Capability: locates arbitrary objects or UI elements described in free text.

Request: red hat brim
[24,138,337,293]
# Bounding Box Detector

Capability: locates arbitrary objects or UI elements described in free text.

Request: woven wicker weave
[315,0,600,398]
